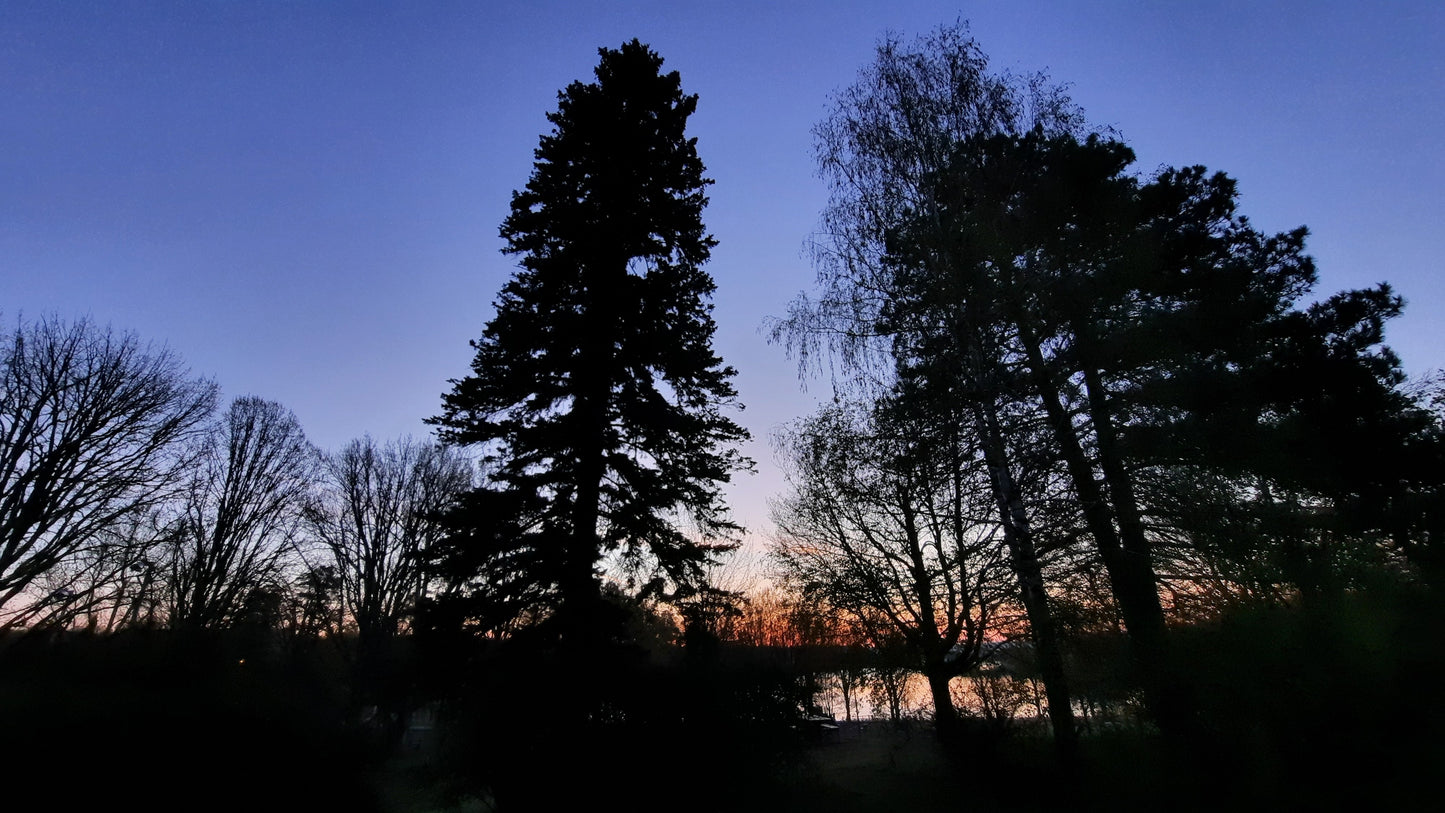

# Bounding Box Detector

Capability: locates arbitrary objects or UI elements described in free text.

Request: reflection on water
[805,667,1146,736]
[805,669,1055,724]
[806,670,931,722]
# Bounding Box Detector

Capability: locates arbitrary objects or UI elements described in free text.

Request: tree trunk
[1015,319,1192,744]
[972,400,1078,761]
[1079,360,1198,744]
[924,665,958,729]
[560,255,623,650]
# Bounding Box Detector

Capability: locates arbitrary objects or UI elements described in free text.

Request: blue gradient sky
[4,1,1442,548]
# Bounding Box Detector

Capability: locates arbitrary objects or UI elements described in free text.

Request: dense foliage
[429,40,750,643]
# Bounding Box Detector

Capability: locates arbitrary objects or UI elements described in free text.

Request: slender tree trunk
[900,497,959,732]
[1077,361,1196,739]
[1014,316,1195,744]
[971,400,1078,761]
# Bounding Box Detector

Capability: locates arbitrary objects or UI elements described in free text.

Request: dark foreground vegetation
[0,628,381,810]
[5,583,1443,812]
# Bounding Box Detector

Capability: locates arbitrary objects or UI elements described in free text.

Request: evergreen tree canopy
[886,128,1436,594]
[431,41,749,636]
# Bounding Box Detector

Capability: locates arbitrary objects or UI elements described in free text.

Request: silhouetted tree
[722,586,810,648]
[283,562,344,638]
[885,126,1435,743]
[1153,282,1436,595]
[432,40,750,647]
[0,315,216,631]
[771,396,1013,725]
[162,396,316,629]
[1394,372,1445,585]
[879,130,1195,738]
[773,22,1084,755]
[311,435,471,646]
[419,485,555,639]
[28,507,170,631]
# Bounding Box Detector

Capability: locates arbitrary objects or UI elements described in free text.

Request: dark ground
[376,713,1444,813]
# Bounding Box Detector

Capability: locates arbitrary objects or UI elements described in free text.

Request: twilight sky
[3,1,1442,552]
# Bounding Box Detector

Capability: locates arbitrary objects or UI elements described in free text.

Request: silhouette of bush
[0,629,383,811]
[1168,586,1445,809]
[421,635,811,812]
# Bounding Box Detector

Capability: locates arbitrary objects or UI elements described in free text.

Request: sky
[3,1,1442,555]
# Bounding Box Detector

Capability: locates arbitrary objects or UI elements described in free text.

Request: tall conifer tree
[432,41,749,641]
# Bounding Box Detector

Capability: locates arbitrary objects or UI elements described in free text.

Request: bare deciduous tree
[771,399,1013,725]
[162,396,316,629]
[310,435,472,645]
[0,315,216,631]
[18,508,169,631]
